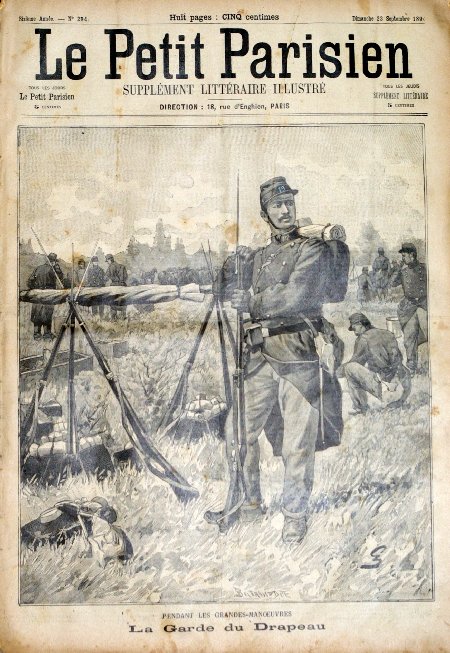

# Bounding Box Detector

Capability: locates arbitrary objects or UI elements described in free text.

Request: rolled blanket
[37,441,67,458]
[298,223,346,242]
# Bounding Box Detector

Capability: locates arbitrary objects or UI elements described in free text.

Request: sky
[19,125,426,260]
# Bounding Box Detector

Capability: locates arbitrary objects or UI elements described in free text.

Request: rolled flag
[298,223,346,242]
[20,283,212,307]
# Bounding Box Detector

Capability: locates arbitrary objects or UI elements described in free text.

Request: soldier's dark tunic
[220,229,344,516]
[390,261,427,370]
[249,234,343,442]
[372,254,390,292]
[357,272,372,303]
[106,262,128,319]
[86,265,106,287]
[27,263,64,329]
[106,262,127,286]
[87,265,106,316]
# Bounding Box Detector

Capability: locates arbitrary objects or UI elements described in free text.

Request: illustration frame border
[16,121,434,606]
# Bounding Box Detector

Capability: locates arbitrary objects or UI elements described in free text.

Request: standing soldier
[74,259,87,287]
[372,247,390,301]
[105,254,128,320]
[27,252,64,340]
[73,259,87,314]
[216,176,348,544]
[86,256,106,318]
[357,266,372,304]
[390,243,427,374]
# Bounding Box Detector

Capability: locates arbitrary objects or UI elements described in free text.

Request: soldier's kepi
[212,176,349,544]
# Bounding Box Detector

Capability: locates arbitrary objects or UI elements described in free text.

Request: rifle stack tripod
[21,223,249,529]
[20,238,199,502]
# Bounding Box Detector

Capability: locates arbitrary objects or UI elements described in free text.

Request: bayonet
[31,226,64,290]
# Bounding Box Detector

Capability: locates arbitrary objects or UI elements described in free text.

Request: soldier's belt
[244,318,323,348]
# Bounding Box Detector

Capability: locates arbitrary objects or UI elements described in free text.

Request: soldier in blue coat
[372,247,390,301]
[27,252,64,340]
[86,256,106,318]
[218,177,348,544]
[390,243,427,373]
[105,254,128,320]
[357,266,373,304]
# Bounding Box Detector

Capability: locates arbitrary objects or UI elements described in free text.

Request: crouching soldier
[342,312,411,414]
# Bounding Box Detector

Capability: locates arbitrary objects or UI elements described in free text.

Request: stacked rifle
[20,235,199,502]
[21,176,249,529]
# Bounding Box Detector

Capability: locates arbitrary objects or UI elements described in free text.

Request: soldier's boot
[33,326,42,340]
[43,327,55,341]
[282,513,307,544]
[240,502,266,523]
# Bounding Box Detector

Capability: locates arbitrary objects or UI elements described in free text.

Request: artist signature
[234,588,290,599]
[360,545,387,569]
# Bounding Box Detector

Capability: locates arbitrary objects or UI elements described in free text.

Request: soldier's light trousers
[344,362,382,410]
[402,307,428,370]
[227,359,318,516]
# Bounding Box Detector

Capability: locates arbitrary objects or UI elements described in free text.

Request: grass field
[19,281,432,604]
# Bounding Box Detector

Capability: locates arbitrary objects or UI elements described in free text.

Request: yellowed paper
[1,1,449,651]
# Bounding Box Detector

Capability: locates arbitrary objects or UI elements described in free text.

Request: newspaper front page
[1,0,449,651]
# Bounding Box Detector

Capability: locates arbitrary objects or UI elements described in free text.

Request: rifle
[30,226,65,289]
[21,231,199,501]
[155,295,216,435]
[205,173,247,531]
[154,243,233,442]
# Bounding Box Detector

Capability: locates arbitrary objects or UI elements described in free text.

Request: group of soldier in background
[357,247,391,303]
[27,249,221,338]
[357,245,418,304]
[27,253,128,339]
[27,239,428,381]
[27,239,428,382]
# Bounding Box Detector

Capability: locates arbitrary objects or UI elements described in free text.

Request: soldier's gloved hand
[236,246,254,262]
[231,289,251,312]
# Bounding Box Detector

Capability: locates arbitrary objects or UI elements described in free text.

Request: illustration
[18,125,431,604]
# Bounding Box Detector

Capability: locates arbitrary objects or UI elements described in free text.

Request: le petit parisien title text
[33,28,414,81]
